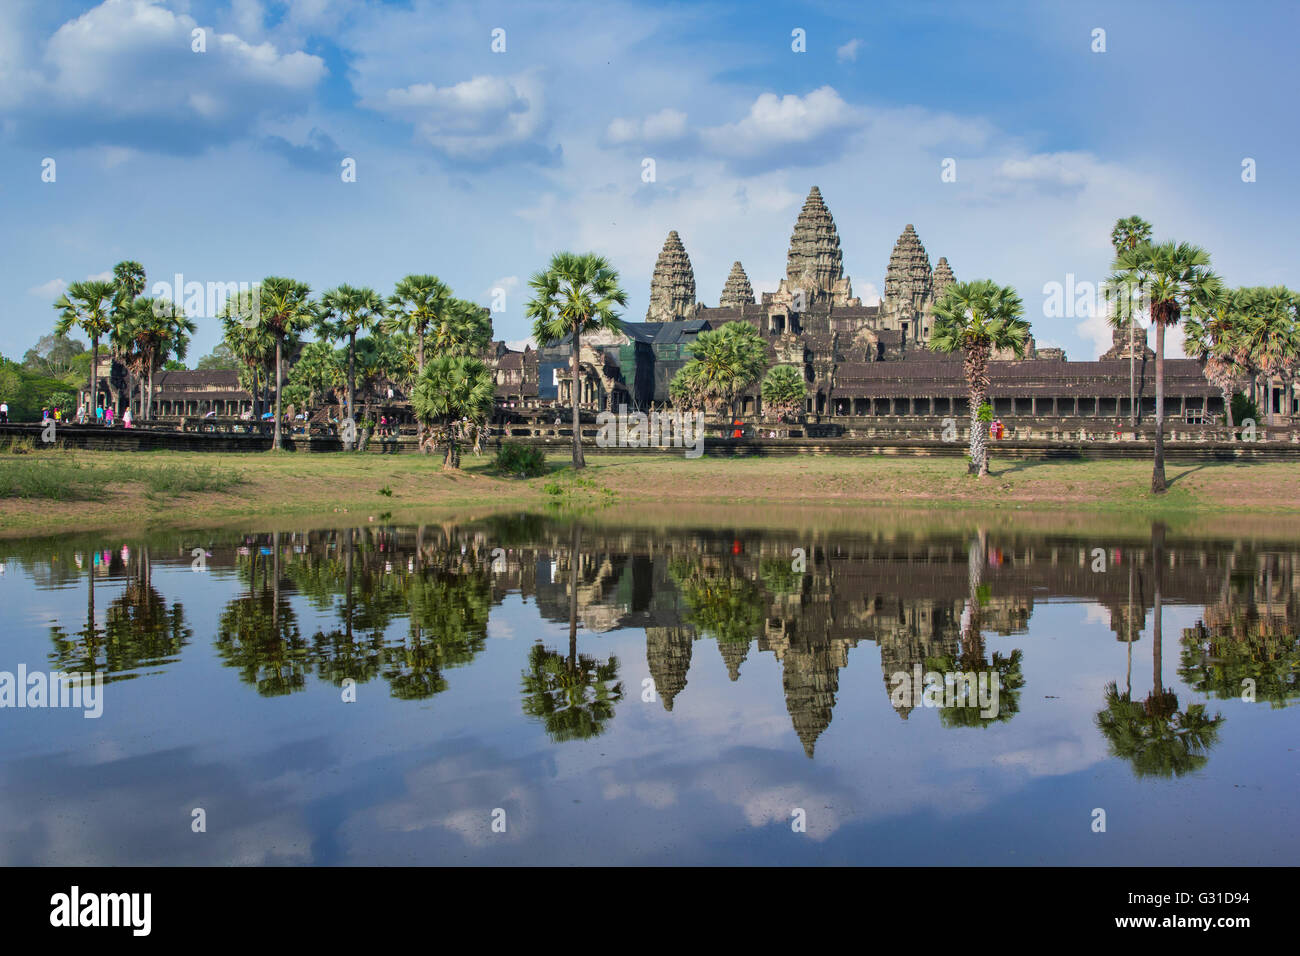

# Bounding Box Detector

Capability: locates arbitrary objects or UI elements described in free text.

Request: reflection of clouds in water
[0,746,314,865]
[1082,603,1111,627]
[597,749,855,842]
[348,745,542,854]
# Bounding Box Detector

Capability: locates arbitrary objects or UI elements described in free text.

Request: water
[1,513,1297,865]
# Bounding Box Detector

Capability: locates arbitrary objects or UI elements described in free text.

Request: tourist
[76,404,86,425]
[0,401,7,423]
[123,407,133,429]
[95,404,104,424]
[105,406,114,427]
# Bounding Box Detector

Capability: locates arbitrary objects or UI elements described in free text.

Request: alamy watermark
[596,405,705,458]
[888,664,1001,718]
[0,666,104,718]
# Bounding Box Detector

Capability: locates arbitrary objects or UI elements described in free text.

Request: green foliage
[676,321,768,413]
[22,334,88,378]
[1231,393,1259,425]
[760,364,807,418]
[930,280,1030,358]
[977,401,994,424]
[196,342,241,371]
[494,442,548,478]
[0,355,81,421]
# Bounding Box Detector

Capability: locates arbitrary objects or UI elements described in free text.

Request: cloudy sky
[2,0,1297,363]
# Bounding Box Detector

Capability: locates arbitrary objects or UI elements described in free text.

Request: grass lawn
[2,446,1299,539]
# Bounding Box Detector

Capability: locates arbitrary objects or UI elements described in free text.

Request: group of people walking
[23,404,134,427]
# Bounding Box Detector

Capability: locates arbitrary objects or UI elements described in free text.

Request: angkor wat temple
[498,186,1298,430]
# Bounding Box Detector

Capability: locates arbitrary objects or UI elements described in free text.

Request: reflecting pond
[1,514,1298,864]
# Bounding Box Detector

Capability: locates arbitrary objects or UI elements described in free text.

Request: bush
[1231,393,1260,425]
[494,442,547,478]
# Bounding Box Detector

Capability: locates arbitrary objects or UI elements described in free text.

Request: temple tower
[719,261,756,308]
[645,230,697,322]
[882,224,933,344]
[925,256,956,341]
[775,186,858,311]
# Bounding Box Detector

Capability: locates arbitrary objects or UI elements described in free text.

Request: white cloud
[606,108,688,146]
[701,87,862,159]
[86,270,115,282]
[5,0,325,149]
[999,152,1094,189]
[836,38,862,62]
[28,279,68,299]
[364,72,550,161]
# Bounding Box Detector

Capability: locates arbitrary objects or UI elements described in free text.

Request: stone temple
[497,185,1245,429]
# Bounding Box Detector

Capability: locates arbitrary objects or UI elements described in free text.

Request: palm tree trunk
[90,337,100,419]
[347,332,357,422]
[969,388,988,477]
[571,330,586,469]
[346,332,357,451]
[1152,321,1167,493]
[273,336,283,450]
[1266,376,1274,427]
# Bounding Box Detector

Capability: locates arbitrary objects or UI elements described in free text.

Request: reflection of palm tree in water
[216,544,309,696]
[1096,522,1224,777]
[50,544,190,680]
[926,529,1023,727]
[520,524,623,742]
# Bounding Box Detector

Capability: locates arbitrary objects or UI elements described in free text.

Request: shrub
[1231,393,1260,425]
[494,442,547,478]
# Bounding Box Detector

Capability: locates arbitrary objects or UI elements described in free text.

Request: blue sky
[3,0,1298,363]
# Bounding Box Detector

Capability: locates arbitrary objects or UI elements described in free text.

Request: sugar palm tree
[318,284,386,438]
[239,277,314,449]
[109,261,148,415]
[668,362,705,411]
[53,279,115,417]
[1108,218,1153,425]
[122,298,196,419]
[525,252,629,469]
[386,275,450,375]
[675,321,768,417]
[410,354,495,468]
[1110,215,1153,255]
[1112,241,1219,492]
[1182,290,1244,427]
[430,297,493,359]
[929,279,1030,477]
[760,364,807,420]
[1235,286,1299,426]
[220,294,277,418]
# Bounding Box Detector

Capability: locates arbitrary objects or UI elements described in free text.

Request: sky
[2,0,1298,364]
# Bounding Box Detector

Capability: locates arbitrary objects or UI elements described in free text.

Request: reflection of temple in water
[22,520,1300,753]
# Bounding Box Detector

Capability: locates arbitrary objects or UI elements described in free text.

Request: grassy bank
[2,446,1300,538]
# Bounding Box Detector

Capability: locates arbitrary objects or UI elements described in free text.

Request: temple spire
[882,224,933,341]
[645,230,697,322]
[785,186,844,300]
[931,256,955,299]
[719,261,756,308]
